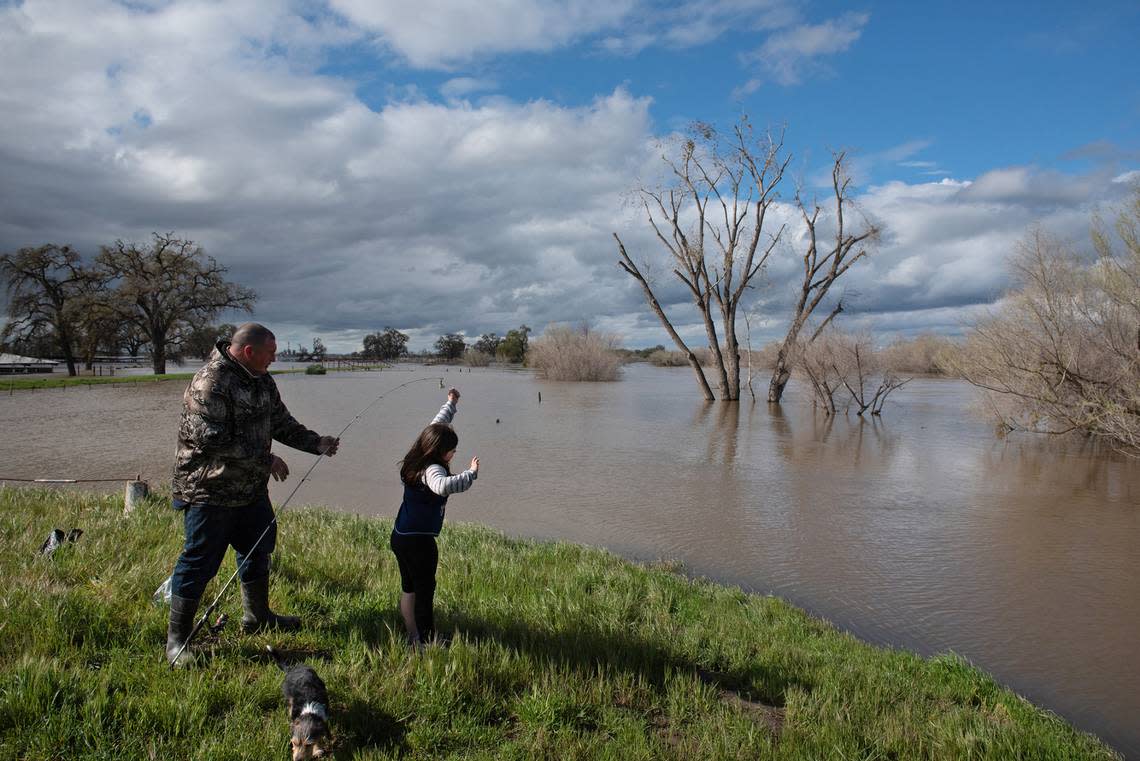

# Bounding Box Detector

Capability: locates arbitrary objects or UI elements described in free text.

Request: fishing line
[170,374,445,667]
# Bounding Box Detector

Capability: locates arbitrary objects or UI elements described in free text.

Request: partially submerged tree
[834,332,909,416]
[97,233,255,374]
[615,118,789,401]
[798,329,909,416]
[797,332,844,415]
[497,324,531,364]
[767,155,881,403]
[473,333,501,356]
[0,244,100,376]
[955,192,1140,453]
[435,333,466,360]
[363,327,408,360]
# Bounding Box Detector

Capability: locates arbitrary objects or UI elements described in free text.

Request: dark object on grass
[38,527,83,556]
[38,529,65,556]
[267,645,333,760]
[209,613,229,635]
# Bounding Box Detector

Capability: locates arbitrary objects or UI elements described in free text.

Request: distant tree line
[359,325,532,364]
[0,233,254,375]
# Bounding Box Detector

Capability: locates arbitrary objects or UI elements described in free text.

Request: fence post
[124,480,149,516]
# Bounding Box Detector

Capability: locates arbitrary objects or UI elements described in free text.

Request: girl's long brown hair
[399,423,458,485]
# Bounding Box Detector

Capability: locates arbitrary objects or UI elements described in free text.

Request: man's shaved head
[231,323,275,348]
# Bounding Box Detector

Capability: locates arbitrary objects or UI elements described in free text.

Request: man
[165,322,340,665]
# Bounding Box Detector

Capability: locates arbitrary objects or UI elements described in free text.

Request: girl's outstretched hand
[448,388,460,404]
[469,455,479,473]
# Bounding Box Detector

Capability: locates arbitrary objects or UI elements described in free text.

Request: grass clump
[306,364,328,375]
[0,488,1120,760]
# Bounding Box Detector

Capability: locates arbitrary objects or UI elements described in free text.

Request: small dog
[266,646,333,760]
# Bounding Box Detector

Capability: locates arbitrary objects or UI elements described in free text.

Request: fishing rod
[170,374,445,667]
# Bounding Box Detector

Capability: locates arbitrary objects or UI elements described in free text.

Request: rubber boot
[165,594,201,667]
[240,576,300,632]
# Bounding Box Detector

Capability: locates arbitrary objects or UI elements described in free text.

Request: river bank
[0,487,1118,760]
[0,362,396,391]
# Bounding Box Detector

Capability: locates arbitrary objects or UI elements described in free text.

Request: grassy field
[0,363,393,391]
[0,488,1119,760]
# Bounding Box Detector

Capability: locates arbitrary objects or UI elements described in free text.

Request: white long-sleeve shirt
[423,399,477,496]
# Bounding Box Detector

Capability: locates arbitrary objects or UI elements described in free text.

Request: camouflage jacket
[172,341,322,507]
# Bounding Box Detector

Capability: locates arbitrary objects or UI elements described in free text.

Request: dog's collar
[299,702,327,720]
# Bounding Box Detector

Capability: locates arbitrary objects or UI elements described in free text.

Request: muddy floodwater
[2,363,1137,756]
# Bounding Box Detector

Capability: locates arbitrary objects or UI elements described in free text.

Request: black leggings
[389,532,438,640]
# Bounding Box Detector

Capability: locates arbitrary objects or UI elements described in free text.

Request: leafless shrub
[837,332,911,415]
[462,349,492,367]
[953,195,1140,454]
[797,333,845,414]
[647,349,689,367]
[798,330,911,416]
[648,347,717,367]
[528,324,624,381]
[880,333,960,375]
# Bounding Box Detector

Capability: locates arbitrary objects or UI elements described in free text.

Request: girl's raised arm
[430,388,460,426]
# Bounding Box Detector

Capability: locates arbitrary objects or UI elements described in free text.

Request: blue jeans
[170,495,277,600]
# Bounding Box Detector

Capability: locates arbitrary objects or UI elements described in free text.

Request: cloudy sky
[1,0,1138,353]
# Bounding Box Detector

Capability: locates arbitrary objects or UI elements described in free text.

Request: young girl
[390,387,479,646]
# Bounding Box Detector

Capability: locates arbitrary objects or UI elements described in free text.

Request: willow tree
[954,191,1140,454]
[615,118,789,401]
[97,233,255,374]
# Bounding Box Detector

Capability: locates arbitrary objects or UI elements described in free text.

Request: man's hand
[469,455,479,474]
[270,455,290,482]
[318,436,340,456]
[448,388,460,405]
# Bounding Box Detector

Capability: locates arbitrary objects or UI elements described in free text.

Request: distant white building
[0,353,59,374]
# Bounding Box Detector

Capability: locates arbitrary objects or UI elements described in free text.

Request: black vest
[393,481,447,536]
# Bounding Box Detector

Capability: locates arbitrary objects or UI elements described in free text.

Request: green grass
[0,488,1119,760]
[1,371,198,390]
[1,363,392,391]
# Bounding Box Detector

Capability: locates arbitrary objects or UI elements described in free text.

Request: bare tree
[97,233,255,374]
[0,244,100,376]
[767,153,881,403]
[615,117,789,400]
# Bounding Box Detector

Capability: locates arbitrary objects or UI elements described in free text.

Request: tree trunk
[151,343,166,375]
[616,233,716,400]
[722,304,741,401]
[57,328,77,377]
[698,300,731,399]
[685,352,715,401]
[767,351,792,403]
[767,315,807,403]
